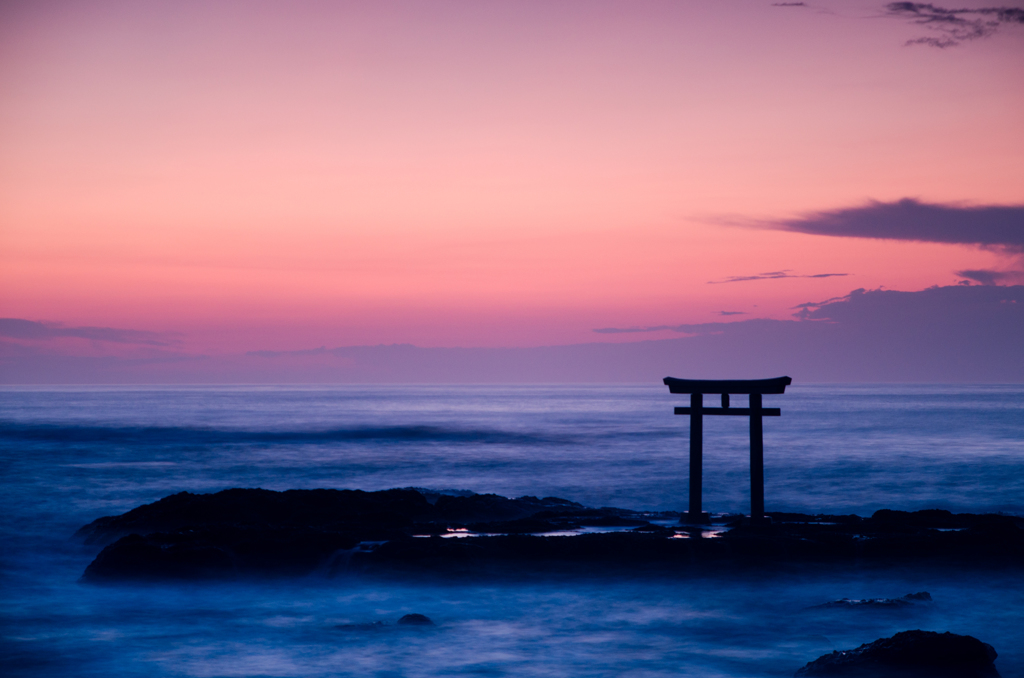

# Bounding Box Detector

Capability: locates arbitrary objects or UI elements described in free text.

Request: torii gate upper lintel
[663,376,792,525]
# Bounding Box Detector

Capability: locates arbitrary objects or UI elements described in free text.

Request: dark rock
[82,527,360,580]
[75,489,1024,580]
[352,532,695,573]
[75,488,439,545]
[870,510,1020,532]
[769,512,863,525]
[811,592,932,609]
[872,509,959,529]
[397,613,434,626]
[531,510,649,527]
[405,488,477,505]
[82,533,235,580]
[795,630,999,677]
[466,518,561,534]
[631,523,673,534]
[434,493,581,523]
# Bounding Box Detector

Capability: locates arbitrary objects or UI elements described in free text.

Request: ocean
[1,384,1022,676]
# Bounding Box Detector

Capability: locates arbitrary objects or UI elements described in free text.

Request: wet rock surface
[77,488,1024,580]
[795,630,1000,677]
[811,592,933,609]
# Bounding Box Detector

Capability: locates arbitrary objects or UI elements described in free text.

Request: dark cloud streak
[775,199,1024,252]
[708,270,850,284]
[592,325,679,335]
[886,2,1024,47]
[956,269,1017,286]
[0,318,176,346]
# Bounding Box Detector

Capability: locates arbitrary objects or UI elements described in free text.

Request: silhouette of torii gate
[664,376,792,524]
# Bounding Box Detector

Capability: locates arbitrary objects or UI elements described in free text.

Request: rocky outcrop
[77,488,662,580]
[82,528,361,580]
[76,488,1024,581]
[434,493,582,523]
[795,630,999,677]
[76,488,594,546]
[75,488,439,546]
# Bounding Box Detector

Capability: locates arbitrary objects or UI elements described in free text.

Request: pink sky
[1,0,1022,356]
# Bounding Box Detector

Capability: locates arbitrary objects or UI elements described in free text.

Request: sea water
[1,384,1022,677]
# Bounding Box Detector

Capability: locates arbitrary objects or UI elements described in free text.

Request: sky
[1,0,1022,381]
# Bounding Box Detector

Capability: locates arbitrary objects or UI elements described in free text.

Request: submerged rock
[811,592,932,609]
[795,630,999,677]
[397,613,434,626]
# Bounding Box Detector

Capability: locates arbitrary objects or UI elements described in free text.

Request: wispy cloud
[792,294,855,310]
[247,346,329,358]
[594,311,749,333]
[0,318,178,346]
[593,321,749,335]
[592,325,678,335]
[886,2,1024,48]
[708,270,850,284]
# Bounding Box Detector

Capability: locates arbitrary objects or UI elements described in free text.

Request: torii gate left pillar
[664,376,792,524]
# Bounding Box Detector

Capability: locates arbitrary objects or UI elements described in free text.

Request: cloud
[886,2,1024,48]
[708,270,850,284]
[594,320,761,335]
[4,286,1022,383]
[0,318,177,346]
[956,269,1020,286]
[586,285,1024,382]
[791,294,854,310]
[719,311,747,316]
[773,198,1024,252]
[790,284,1023,328]
[247,346,330,358]
[772,2,807,6]
[592,325,678,334]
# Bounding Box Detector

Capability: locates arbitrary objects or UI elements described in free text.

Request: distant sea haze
[2,284,1022,384]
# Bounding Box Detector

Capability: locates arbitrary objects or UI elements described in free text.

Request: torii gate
[663,376,792,524]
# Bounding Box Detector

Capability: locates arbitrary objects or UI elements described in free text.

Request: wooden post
[749,392,764,522]
[688,392,703,522]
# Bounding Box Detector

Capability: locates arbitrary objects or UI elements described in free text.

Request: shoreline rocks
[76,488,1024,581]
[796,630,999,677]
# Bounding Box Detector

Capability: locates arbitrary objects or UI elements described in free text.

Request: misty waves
[1,384,1023,677]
